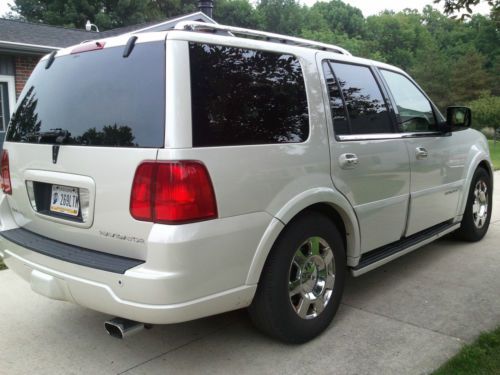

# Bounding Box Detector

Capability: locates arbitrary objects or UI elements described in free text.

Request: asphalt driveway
[1,171,499,375]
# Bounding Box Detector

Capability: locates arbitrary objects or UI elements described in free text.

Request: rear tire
[248,212,346,344]
[456,167,492,242]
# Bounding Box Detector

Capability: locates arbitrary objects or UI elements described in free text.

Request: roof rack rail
[174,21,352,56]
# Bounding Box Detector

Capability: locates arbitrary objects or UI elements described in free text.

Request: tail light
[130,161,217,224]
[1,150,12,195]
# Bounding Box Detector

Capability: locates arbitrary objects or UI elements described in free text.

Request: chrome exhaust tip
[104,318,145,339]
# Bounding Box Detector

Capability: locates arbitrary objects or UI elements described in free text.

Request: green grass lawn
[489,140,500,170]
[0,259,5,270]
[433,326,500,374]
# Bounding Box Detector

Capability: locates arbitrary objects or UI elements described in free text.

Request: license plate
[50,185,80,217]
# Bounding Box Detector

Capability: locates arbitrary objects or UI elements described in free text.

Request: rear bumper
[0,246,256,324]
[1,228,144,274]
[0,210,271,324]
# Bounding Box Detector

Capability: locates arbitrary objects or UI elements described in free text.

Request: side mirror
[445,106,472,130]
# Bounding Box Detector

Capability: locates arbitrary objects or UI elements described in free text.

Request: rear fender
[245,188,360,285]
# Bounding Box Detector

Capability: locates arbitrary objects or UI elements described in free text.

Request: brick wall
[14,55,40,98]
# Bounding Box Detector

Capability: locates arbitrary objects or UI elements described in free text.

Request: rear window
[189,43,309,147]
[7,41,165,147]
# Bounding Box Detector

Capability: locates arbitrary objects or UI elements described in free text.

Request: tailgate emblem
[52,145,60,164]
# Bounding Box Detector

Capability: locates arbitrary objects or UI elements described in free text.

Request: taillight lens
[130,161,217,224]
[130,162,156,221]
[1,150,12,195]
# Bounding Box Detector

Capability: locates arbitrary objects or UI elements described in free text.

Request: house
[0,6,215,144]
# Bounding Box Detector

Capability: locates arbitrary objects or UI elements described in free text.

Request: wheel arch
[458,154,494,217]
[245,188,360,285]
[478,159,494,179]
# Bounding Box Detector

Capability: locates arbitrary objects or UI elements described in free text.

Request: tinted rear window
[7,42,165,147]
[326,61,393,135]
[189,43,309,147]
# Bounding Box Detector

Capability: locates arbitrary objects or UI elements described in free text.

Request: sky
[303,0,491,16]
[0,0,492,19]
[0,0,12,16]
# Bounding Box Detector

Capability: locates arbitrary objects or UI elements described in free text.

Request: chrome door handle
[339,153,359,169]
[415,147,428,160]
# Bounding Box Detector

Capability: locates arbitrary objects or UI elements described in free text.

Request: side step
[351,221,460,276]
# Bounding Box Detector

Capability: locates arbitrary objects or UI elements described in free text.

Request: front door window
[380,69,437,132]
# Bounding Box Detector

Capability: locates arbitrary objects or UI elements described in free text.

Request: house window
[0,76,15,133]
[0,82,10,130]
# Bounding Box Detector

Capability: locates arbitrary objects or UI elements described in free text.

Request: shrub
[480,127,496,139]
[468,95,500,131]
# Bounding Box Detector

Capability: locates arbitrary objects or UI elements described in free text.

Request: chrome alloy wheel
[472,180,489,229]
[288,237,335,320]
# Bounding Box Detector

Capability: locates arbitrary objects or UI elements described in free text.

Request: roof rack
[174,21,352,56]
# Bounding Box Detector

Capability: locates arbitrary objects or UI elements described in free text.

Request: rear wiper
[30,128,71,144]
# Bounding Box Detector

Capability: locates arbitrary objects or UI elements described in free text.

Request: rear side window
[7,42,165,147]
[323,61,393,135]
[189,43,309,147]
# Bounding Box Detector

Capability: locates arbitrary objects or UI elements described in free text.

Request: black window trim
[323,60,352,135]
[322,59,399,142]
[375,66,450,139]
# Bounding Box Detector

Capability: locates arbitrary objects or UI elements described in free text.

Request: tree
[214,0,259,28]
[449,50,491,104]
[434,0,499,18]
[149,0,199,18]
[410,43,452,110]
[434,0,499,29]
[309,0,365,38]
[8,0,498,116]
[468,14,500,71]
[365,11,432,71]
[467,94,500,130]
[9,0,198,30]
[255,0,305,35]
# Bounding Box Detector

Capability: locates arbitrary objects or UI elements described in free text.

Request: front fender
[457,150,494,217]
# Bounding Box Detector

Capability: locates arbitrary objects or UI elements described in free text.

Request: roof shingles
[0,18,95,48]
[0,12,214,52]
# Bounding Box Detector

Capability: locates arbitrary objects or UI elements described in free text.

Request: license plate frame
[49,184,80,217]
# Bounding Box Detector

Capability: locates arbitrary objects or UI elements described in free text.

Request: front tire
[456,167,492,242]
[248,212,346,344]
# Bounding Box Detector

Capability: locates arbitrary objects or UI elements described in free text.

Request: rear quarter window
[189,43,309,147]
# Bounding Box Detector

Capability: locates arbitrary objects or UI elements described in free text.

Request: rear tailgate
[2,37,166,261]
[4,144,157,260]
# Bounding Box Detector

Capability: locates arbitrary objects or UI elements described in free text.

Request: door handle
[415,147,428,160]
[339,153,359,169]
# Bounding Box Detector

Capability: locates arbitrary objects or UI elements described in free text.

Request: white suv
[0,22,493,343]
